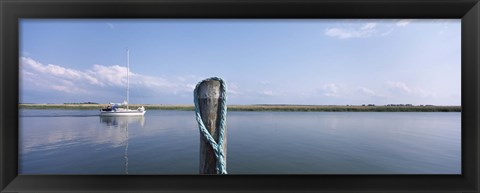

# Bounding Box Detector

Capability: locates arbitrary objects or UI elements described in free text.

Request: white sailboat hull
[100,109,146,116]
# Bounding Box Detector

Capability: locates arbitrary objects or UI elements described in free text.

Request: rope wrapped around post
[194,77,228,174]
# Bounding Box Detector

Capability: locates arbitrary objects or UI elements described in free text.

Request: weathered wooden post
[194,78,227,174]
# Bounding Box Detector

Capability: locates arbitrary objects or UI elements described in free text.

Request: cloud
[396,19,414,27]
[357,87,376,96]
[50,84,88,94]
[20,57,195,97]
[106,23,115,29]
[325,20,418,39]
[259,90,274,96]
[325,22,378,39]
[361,22,377,30]
[321,83,340,97]
[380,28,394,36]
[385,81,411,93]
[227,82,242,96]
[259,81,271,85]
[22,117,147,154]
[385,81,436,98]
[21,57,101,94]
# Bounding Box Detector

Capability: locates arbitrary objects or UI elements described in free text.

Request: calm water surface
[19,110,460,174]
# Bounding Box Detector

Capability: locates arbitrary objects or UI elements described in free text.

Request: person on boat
[111,104,117,111]
[101,105,112,112]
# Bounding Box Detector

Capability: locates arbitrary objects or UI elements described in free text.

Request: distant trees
[353,104,435,107]
[386,104,432,106]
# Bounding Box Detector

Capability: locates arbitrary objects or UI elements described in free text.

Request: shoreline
[19,104,461,112]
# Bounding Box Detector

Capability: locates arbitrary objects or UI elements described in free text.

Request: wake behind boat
[100,49,146,116]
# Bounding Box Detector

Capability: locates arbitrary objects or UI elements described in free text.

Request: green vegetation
[228,105,460,112]
[19,104,461,112]
[20,104,102,110]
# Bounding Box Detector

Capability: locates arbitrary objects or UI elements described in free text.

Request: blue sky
[20,19,460,105]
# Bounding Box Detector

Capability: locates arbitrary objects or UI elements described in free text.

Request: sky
[19,19,461,105]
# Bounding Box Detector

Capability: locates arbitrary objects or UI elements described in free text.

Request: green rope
[193,77,227,174]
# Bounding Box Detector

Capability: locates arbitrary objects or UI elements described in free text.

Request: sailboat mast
[126,48,130,109]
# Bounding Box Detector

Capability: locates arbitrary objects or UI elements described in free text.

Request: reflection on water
[100,116,145,128]
[20,113,147,154]
[20,110,461,174]
[99,116,146,174]
[125,122,128,174]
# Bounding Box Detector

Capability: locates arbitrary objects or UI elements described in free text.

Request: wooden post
[197,80,227,174]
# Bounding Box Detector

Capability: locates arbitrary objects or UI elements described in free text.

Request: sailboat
[100,49,146,116]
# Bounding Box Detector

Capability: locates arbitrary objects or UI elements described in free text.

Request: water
[19,110,461,174]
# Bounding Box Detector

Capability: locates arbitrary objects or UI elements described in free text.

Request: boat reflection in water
[100,116,145,128]
[99,116,146,174]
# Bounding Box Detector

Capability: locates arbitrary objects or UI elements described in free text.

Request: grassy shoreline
[19,104,461,112]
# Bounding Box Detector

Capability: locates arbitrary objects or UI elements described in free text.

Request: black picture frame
[1,0,479,192]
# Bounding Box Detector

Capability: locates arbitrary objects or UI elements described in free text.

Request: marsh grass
[19,104,461,112]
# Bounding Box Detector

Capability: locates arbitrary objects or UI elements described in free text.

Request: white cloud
[325,28,372,39]
[50,84,88,94]
[357,87,376,96]
[396,19,414,27]
[385,81,411,93]
[326,20,419,39]
[226,82,242,96]
[22,57,102,86]
[361,22,377,30]
[259,81,271,85]
[380,28,394,36]
[106,23,115,29]
[322,83,340,97]
[87,65,125,87]
[260,90,274,96]
[325,22,377,39]
[20,57,195,96]
[385,81,436,98]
